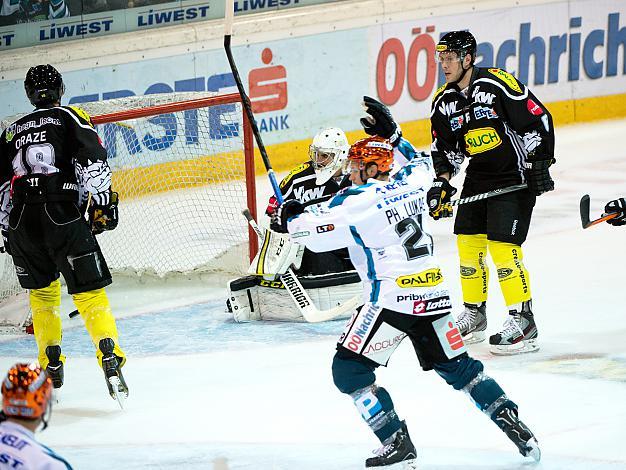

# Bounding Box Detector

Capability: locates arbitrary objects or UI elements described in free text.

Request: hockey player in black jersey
[0,65,127,401]
[427,31,556,355]
[265,127,354,276]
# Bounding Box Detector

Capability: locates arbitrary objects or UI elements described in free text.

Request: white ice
[1,119,625,470]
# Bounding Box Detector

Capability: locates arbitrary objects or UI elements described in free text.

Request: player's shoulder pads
[484,68,525,94]
[280,161,311,189]
[431,83,449,105]
[65,105,95,127]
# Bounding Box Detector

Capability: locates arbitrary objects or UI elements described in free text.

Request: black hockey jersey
[266,161,350,215]
[0,105,111,229]
[430,67,554,193]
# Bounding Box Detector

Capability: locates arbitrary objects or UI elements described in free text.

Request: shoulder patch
[280,162,311,189]
[487,68,522,93]
[68,106,94,127]
[432,83,448,103]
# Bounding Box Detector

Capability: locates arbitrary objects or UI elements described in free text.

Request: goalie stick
[579,194,618,229]
[242,209,360,323]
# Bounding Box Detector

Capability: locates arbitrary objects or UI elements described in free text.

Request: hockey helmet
[2,363,52,421]
[348,136,394,174]
[309,127,350,184]
[436,31,477,65]
[24,64,65,107]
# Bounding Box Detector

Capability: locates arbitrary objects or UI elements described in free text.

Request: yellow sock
[72,289,126,368]
[30,280,66,369]
[488,240,532,307]
[457,234,489,305]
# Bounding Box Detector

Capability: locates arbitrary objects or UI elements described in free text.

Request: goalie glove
[427,177,456,220]
[604,198,626,226]
[89,191,119,235]
[248,229,305,280]
[360,96,402,146]
[270,199,305,234]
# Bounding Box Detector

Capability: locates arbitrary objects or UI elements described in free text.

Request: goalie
[227,128,362,322]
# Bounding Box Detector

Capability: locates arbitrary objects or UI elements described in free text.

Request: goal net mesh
[0,92,256,307]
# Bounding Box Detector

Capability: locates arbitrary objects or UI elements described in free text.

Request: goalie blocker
[227,270,362,322]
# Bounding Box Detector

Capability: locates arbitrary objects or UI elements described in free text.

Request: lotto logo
[412,296,452,315]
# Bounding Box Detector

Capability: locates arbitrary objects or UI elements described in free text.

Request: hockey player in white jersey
[272,136,540,468]
[0,363,72,469]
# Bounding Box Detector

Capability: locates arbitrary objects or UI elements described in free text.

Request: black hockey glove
[89,191,119,235]
[525,156,555,196]
[604,198,626,226]
[360,96,402,146]
[270,199,304,234]
[427,177,457,220]
[0,229,10,255]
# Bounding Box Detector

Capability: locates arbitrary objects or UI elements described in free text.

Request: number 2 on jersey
[395,215,432,260]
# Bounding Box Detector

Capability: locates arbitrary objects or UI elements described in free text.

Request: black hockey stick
[579,194,617,229]
[449,183,528,207]
[223,1,283,203]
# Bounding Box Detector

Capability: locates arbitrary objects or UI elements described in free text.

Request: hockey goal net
[0,92,258,310]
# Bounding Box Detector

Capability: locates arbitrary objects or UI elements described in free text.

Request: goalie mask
[24,64,65,108]
[2,363,53,428]
[348,136,394,177]
[309,127,350,184]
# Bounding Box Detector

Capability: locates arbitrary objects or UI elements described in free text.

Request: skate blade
[366,459,418,470]
[108,376,127,410]
[524,437,541,462]
[51,389,61,405]
[490,338,539,356]
[462,330,486,344]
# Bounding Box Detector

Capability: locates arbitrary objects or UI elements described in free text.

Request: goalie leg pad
[227,278,261,323]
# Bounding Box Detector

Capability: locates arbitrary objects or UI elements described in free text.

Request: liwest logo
[464,127,502,155]
[396,268,443,288]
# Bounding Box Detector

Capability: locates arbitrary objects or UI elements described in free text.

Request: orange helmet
[2,363,52,420]
[348,136,394,174]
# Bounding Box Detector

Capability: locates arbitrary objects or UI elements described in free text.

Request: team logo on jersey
[412,295,452,315]
[464,127,502,155]
[526,99,544,116]
[280,162,310,188]
[450,115,464,131]
[487,68,522,93]
[473,106,498,120]
[472,86,496,105]
[5,125,15,142]
[316,224,334,233]
[396,268,443,288]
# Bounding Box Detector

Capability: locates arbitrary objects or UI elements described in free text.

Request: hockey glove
[427,177,456,220]
[89,191,119,235]
[525,157,555,196]
[604,198,626,226]
[270,199,304,234]
[0,229,10,255]
[360,96,402,146]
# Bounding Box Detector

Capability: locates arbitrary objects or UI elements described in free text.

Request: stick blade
[579,194,591,229]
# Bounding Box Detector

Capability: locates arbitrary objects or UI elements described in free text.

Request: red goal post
[0,92,258,312]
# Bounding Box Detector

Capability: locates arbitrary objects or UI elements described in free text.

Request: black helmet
[24,64,65,107]
[437,31,477,63]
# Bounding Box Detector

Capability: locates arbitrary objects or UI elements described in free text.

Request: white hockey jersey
[0,420,72,469]
[287,152,453,316]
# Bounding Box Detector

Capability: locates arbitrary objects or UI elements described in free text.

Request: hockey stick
[579,194,618,229]
[449,183,528,207]
[68,192,93,319]
[224,0,282,200]
[242,209,360,323]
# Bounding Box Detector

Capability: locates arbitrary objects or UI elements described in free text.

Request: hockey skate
[493,406,541,461]
[99,338,128,409]
[489,301,539,355]
[365,421,418,469]
[455,302,487,344]
[45,345,64,389]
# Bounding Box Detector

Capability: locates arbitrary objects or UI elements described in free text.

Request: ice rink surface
[1,119,625,469]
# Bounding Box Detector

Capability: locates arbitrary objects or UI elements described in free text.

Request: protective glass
[436,51,462,64]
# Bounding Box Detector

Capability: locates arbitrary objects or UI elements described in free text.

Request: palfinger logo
[396,268,443,288]
[464,127,502,155]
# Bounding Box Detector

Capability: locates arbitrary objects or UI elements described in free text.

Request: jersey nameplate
[487,68,522,93]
